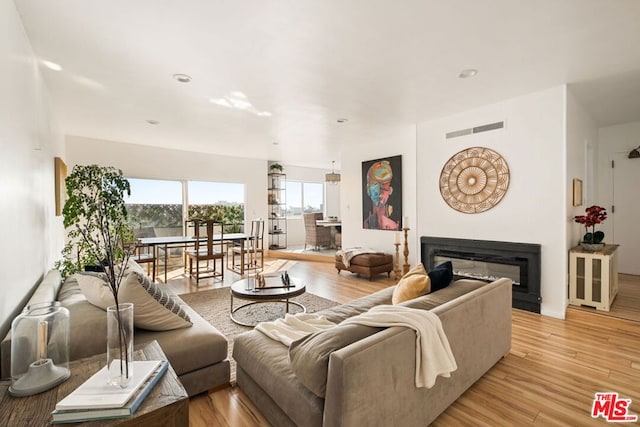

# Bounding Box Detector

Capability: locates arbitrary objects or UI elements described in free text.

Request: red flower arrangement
[574,205,607,244]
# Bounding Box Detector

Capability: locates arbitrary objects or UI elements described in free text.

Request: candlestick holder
[403,227,410,274]
[393,243,402,279]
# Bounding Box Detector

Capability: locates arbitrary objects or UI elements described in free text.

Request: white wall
[566,88,600,247]
[416,87,568,319]
[66,135,268,236]
[0,1,64,337]
[340,125,417,266]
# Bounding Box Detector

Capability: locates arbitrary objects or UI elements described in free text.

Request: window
[187,181,245,232]
[125,178,183,236]
[125,178,245,235]
[285,181,324,217]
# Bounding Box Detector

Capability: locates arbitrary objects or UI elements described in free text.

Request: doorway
[612,152,640,275]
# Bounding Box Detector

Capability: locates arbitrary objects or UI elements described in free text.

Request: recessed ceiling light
[458,69,478,79]
[272,141,279,145]
[146,119,159,125]
[337,118,349,123]
[173,73,192,83]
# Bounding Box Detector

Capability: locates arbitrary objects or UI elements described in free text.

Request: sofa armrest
[323,278,512,427]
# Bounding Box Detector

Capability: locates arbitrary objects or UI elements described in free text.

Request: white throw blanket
[336,247,384,267]
[341,305,457,389]
[255,313,337,347]
[255,306,457,389]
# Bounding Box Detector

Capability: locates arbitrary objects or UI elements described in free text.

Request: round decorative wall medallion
[439,147,510,214]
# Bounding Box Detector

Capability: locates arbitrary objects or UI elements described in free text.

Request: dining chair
[228,219,264,275]
[131,244,156,280]
[131,227,157,280]
[303,212,332,251]
[185,218,224,285]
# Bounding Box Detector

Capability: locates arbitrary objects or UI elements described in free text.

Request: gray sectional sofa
[1,269,229,396]
[233,277,512,426]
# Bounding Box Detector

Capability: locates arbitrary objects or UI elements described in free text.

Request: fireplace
[421,236,541,313]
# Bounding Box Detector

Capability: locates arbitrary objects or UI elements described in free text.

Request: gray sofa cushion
[27,269,63,305]
[315,285,395,323]
[135,295,228,376]
[288,279,487,398]
[233,328,325,427]
[400,279,486,310]
[58,275,110,361]
[289,323,383,397]
[58,275,227,377]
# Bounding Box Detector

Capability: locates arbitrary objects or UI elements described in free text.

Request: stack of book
[51,360,168,423]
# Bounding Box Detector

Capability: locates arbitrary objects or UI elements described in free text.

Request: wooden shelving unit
[268,172,287,249]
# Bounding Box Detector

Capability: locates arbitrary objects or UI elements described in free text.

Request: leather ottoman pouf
[335,253,394,280]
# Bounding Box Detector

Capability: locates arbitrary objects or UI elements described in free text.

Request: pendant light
[325,161,341,184]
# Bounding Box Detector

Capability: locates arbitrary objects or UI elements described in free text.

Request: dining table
[139,233,248,283]
[315,220,342,249]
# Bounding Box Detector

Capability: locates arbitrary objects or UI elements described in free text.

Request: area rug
[178,287,339,383]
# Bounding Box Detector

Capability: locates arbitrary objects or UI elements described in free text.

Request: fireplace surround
[421,236,541,313]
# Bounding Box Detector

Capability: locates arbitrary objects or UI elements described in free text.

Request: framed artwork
[54,157,67,216]
[439,147,510,214]
[362,155,402,230]
[573,178,583,206]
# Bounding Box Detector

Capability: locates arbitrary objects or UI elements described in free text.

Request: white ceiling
[14,0,640,168]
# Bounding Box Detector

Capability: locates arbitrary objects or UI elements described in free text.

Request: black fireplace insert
[421,236,541,313]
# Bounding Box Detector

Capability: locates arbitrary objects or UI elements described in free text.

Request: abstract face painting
[362,155,402,230]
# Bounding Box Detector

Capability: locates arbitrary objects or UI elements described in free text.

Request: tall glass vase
[106,303,134,388]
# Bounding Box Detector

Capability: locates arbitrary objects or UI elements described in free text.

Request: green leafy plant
[269,162,283,172]
[574,205,607,244]
[56,164,133,383]
[57,165,133,298]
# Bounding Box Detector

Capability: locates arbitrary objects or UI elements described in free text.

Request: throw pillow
[428,261,454,292]
[75,272,116,307]
[289,323,383,398]
[76,271,192,331]
[116,258,146,276]
[119,272,192,331]
[392,263,431,304]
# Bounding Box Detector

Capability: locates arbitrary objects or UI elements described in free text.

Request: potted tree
[58,164,135,387]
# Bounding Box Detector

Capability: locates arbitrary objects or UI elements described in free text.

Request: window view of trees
[125,178,245,235]
[125,179,182,236]
[187,181,244,232]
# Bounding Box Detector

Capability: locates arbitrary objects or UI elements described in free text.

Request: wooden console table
[569,244,619,311]
[0,340,188,426]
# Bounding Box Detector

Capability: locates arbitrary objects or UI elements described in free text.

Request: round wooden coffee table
[230,277,306,326]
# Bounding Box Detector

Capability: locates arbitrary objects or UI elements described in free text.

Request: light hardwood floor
[163,257,640,426]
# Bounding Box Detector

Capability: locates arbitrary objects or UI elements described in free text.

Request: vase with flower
[574,205,607,251]
[57,164,135,387]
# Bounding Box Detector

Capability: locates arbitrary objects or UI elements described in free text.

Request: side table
[0,340,188,426]
[569,244,619,311]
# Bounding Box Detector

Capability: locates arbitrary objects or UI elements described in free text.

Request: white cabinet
[569,244,619,311]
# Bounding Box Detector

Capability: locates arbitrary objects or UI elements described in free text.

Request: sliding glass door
[125,178,183,238]
[187,181,245,232]
[125,178,246,236]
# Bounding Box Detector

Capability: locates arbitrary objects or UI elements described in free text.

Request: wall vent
[446,121,504,139]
